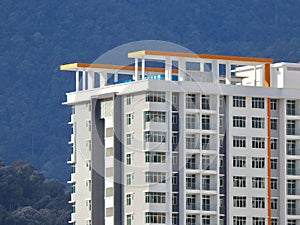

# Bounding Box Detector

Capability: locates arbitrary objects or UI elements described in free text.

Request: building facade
[61,50,300,225]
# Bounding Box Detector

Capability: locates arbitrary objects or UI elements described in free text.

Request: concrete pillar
[134,58,138,81]
[100,72,107,88]
[200,60,205,72]
[141,58,145,80]
[225,63,231,85]
[82,70,87,90]
[114,73,118,84]
[87,71,94,89]
[178,59,186,81]
[75,70,80,91]
[212,60,219,83]
[165,57,172,80]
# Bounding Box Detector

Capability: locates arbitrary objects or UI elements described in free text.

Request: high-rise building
[61,50,300,225]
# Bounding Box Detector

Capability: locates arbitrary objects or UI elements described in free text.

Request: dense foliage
[0,160,70,225]
[0,0,300,181]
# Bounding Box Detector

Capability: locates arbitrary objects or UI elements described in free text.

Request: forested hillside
[1,0,300,181]
[0,160,70,225]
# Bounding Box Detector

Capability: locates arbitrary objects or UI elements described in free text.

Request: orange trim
[128,50,273,63]
[60,63,178,73]
[265,64,271,87]
[267,98,272,225]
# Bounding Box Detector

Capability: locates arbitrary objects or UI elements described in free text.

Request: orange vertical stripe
[265,64,271,87]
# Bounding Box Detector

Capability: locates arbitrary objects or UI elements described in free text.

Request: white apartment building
[61,50,300,225]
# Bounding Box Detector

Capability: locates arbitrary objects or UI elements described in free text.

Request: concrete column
[225,63,231,85]
[100,72,107,88]
[261,65,265,87]
[165,57,172,80]
[114,73,118,84]
[88,71,94,89]
[200,60,205,72]
[82,70,87,90]
[254,66,257,86]
[178,59,185,81]
[141,58,145,80]
[134,58,138,81]
[75,70,80,91]
[212,60,219,83]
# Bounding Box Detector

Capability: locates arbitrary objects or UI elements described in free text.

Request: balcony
[186,182,197,190]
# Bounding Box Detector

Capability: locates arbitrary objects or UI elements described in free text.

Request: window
[233,196,246,208]
[126,95,132,105]
[271,138,277,150]
[126,153,132,165]
[172,93,177,105]
[86,219,92,225]
[202,95,210,110]
[202,215,210,225]
[287,200,296,215]
[252,137,265,149]
[127,214,133,225]
[233,156,246,168]
[186,94,196,109]
[172,174,177,185]
[202,175,211,190]
[287,160,296,175]
[86,160,91,171]
[287,180,296,195]
[86,179,91,191]
[287,140,296,155]
[252,97,265,109]
[86,120,91,131]
[287,220,296,225]
[145,172,166,183]
[233,96,246,108]
[172,113,178,124]
[71,164,75,174]
[252,217,265,225]
[202,195,210,211]
[271,219,278,225]
[145,152,166,163]
[233,136,246,148]
[220,96,224,107]
[126,113,133,125]
[202,135,210,150]
[71,202,75,213]
[271,178,277,190]
[202,155,210,170]
[271,119,277,130]
[86,199,91,211]
[271,158,277,170]
[146,91,165,102]
[270,99,277,110]
[287,120,296,135]
[186,114,196,129]
[145,212,166,224]
[126,133,132,145]
[86,140,92,151]
[186,155,196,169]
[271,198,278,210]
[233,176,246,188]
[252,117,265,129]
[233,116,246,128]
[172,194,177,205]
[202,115,210,130]
[233,216,246,225]
[252,197,265,208]
[172,155,177,165]
[186,174,196,189]
[186,194,196,210]
[145,192,166,203]
[126,174,133,185]
[71,105,75,114]
[172,133,178,144]
[286,100,296,115]
[252,177,265,188]
[186,215,196,225]
[172,214,178,225]
[144,131,166,143]
[145,111,166,123]
[252,157,265,168]
[220,116,224,127]
[71,183,76,193]
[186,134,196,149]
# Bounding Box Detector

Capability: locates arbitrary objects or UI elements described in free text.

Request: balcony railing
[186,182,196,190]
[186,203,196,210]
[186,162,197,169]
